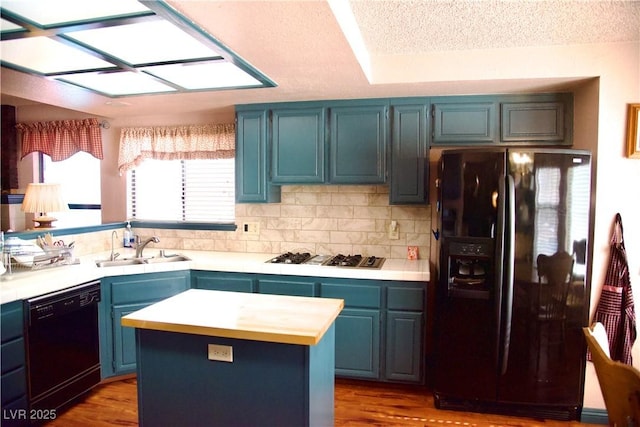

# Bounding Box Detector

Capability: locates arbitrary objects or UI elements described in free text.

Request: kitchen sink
[95,254,191,267]
[95,258,147,267]
[145,255,191,264]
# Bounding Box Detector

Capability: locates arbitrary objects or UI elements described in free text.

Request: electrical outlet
[388,221,399,240]
[208,344,233,362]
[242,222,260,236]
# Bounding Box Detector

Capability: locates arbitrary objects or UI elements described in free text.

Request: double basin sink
[95,254,191,268]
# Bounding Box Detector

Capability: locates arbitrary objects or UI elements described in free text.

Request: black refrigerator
[433,148,592,421]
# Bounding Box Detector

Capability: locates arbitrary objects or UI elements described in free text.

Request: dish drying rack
[1,238,78,275]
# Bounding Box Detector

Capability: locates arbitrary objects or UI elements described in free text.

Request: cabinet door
[257,278,316,297]
[432,101,496,144]
[102,272,190,378]
[113,303,151,375]
[385,311,423,382]
[334,308,380,379]
[1,301,28,419]
[329,105,387,183]
[501,101,566,143]
[192,271,254,293]
[390,103,429,204]
[236,110,280,203]
[271,107,326,184]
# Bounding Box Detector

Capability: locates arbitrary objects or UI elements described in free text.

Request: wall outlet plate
[388,221,399,240]
[208,344,233,362]
[242,222,260,236]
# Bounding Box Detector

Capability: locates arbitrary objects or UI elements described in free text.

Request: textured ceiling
[350,0,640,54]
[1,0,639,118]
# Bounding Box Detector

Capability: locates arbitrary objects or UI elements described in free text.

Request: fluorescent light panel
[1,37,115,74]
[57,71,177,96]
[66,20,221,65]
[0,0,150,27]
[146,62,262,90]
[0,0,274,97]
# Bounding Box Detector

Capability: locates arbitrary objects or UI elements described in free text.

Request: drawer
[258,279,316,297]
[1,338,25,375]
[320,283,381,308]
[1,366,27,405]
[193,272,254,293]
[111,274,189,304]
[1,301,24,344]
[387,287,425,311]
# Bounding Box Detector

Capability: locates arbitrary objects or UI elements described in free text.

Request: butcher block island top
[121,288,344,346]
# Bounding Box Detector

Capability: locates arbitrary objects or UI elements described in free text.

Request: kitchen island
[121,289,344,427]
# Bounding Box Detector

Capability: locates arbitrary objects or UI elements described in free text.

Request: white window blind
[534,166,560,258]
[127,158,235,223]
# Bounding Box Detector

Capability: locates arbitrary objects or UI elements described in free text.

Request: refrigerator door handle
[499,175,516,375]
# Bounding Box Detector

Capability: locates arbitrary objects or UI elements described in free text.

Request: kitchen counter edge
[0,250,430,304]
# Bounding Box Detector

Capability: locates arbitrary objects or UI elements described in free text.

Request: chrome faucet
[110,230,120,261]
[135,236,160,258]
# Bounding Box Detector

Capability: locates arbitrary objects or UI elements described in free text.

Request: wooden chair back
[536,251,574,320]
[583,323,640,426]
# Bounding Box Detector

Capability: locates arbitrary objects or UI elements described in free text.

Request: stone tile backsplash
[55,185,431,261]
[133,185,432,260]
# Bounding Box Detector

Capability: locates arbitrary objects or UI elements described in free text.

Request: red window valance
[16,118,104,161]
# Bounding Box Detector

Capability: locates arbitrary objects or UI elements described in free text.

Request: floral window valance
[16,118,104,161]
[118,123,235,174]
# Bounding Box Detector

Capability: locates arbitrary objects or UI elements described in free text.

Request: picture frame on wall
[627,103,640,159]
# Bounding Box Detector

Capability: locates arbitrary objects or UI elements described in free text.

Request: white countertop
[121,289,344,346]
[0,249,430,304]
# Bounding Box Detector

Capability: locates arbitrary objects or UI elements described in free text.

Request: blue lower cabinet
[113,303,152,375]
[334,308,381,379]
[385,311,423,382]
[1,300,28,427]
[192,270,255,292]
[320,281,383,380]
[257,278,317,297]
[100,271,190,378]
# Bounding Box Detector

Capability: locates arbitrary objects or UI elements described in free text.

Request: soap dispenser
[123,221,132,248]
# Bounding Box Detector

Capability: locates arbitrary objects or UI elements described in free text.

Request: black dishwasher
[25,280,101,415]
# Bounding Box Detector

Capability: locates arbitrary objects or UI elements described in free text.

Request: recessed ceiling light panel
[0,0,151,27]
[56,71,176,96]
[0,0,275,97]
[145,62,262,90]
[66,20,222,66]
[1,36,115,74]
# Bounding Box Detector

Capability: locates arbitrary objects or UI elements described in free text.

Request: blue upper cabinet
[432,98,497,145]
[329,103,387,184]
[389,102,429,204]
[271,107,327,184]
[500,93,572,145]
[431,93,572,146]
[235,109,281,203]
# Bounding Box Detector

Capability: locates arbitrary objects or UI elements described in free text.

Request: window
[534,166,561,258]
[42,152,102,228]
[127,158,235,223]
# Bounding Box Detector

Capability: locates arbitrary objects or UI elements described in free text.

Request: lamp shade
[21,183,68,228]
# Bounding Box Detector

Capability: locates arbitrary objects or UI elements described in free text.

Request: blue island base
[134,325,335,427]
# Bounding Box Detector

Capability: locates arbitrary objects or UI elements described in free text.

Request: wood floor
[46,377,601,427]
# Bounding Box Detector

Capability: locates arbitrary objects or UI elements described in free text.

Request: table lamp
[21,183,68,229]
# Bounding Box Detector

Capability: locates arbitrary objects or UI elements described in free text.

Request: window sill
[131,221,237,232]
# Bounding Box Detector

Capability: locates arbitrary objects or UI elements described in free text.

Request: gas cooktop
[267,252,385,269]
